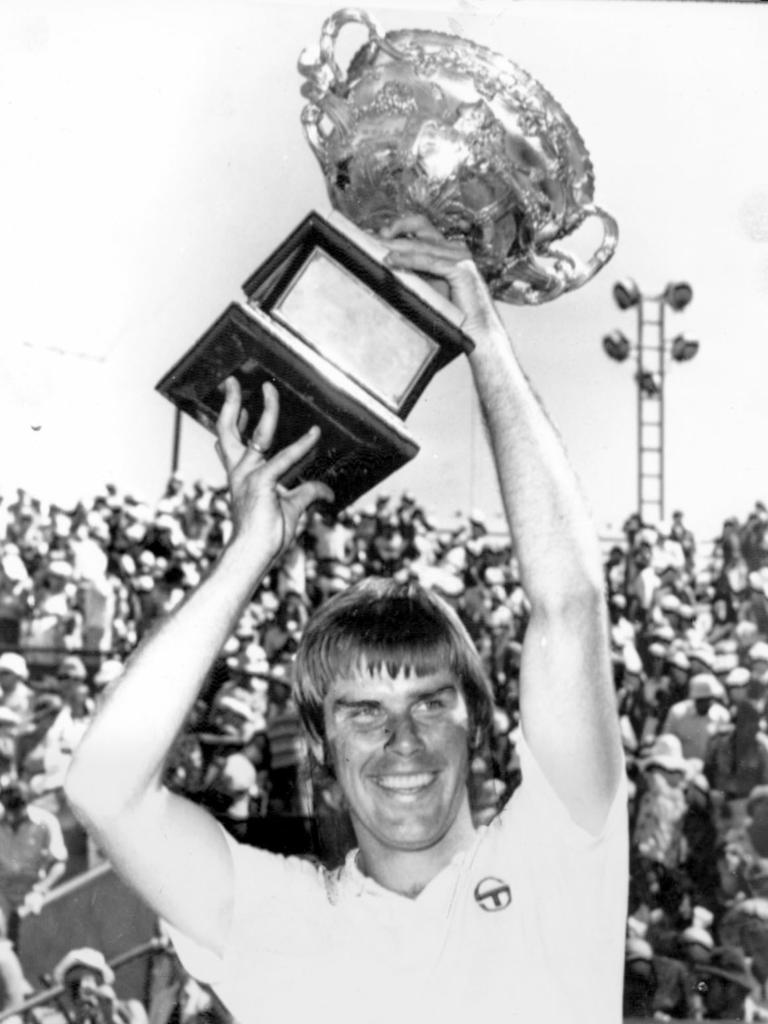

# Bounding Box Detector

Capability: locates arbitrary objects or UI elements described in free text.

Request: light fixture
[602,330,631,362]
[670,333,700,362]
[664,281,693,312]
[612,279,640,311]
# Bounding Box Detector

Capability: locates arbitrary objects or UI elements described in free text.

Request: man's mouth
[373,772,437,795]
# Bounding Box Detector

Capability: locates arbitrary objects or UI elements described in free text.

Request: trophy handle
[502,205,618,304]
[317,8,405,90]
[299,8,409,163]
[558,204,619,295]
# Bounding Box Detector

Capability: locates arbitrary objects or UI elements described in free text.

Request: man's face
[322,666,473,857]
[0,787,27,826]
[0,671,19,695]
[702,975,743,1019]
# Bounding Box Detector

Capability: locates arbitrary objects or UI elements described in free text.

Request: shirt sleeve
[494,729,630,1023]
[504,727,629,849]
[163,825,324,985]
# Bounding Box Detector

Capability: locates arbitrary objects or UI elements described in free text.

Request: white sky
[2,0,767,540]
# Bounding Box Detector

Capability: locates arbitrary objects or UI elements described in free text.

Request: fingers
[285,480,335,518]
[383,245,471,279]
[380,215,468,256]
[216,377,244,469]
[380,214,445,242]
[261,424,322,484]
[216,378,281,471]
[250,381,279,453]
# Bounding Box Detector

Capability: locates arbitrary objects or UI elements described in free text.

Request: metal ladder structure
[635,297,667,526]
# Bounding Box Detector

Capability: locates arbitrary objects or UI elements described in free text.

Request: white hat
[52,948,115,986]
[228,643,269,677]
[714,653,739,675]
[640,734,696,775]
[681,926,714,951]
[688,646,715,670]
[748,641,768,665]
[625,937,654,963]
[725,666,750,688]
[667,650,690,671]
[0,652,29,680]
[215,695,257,722]
[689,673,724,700]
[47,560,74,579]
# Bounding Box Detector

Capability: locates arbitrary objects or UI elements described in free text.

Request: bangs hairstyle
[294,576,494,753]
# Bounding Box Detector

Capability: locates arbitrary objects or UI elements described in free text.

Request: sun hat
[640,734,695,776]
[697,946,755,991]
[52,948,115,987]
[689,673,724,700]
[0,652,29,681]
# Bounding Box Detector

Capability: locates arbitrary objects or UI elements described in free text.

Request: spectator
[265,676,309,816]
[0,547,31,647]
[623,938,657,1019]
[633,735,694,884]
[0,780,67,945]
[696,946,759,1020]
[52,947,148,1024]
[0,906,30,1024]
[661,673,731,761]
[705,700,768,833]
[0,654,32,724]
[27,686,93,797]
[23,559,82,665]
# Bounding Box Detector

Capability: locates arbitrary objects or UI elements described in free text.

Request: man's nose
[384,712,425,755]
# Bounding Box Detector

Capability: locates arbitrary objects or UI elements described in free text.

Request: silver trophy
[299,8,618,304]
[158,10,617,509]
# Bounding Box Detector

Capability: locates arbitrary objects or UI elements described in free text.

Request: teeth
[377,773,434,791]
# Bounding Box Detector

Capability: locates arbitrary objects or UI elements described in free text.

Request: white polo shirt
[168,733,628,1024]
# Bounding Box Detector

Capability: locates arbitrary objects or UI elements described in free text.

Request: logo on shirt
[473,876,512,912]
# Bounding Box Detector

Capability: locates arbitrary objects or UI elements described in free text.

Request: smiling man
[65,219,627,1024]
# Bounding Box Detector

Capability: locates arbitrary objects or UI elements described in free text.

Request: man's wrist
[216,536,276,591]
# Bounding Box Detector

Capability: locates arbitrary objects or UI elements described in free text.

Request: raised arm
[382,218,623,833]
[64,380,332,952]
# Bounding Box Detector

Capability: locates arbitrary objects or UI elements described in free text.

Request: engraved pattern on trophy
[299,8,619,304]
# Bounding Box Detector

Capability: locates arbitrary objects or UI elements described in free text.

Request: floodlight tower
[602,279,699,525]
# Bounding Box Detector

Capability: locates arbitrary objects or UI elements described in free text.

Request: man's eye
[350,707,384,724]
[414,697,447,713]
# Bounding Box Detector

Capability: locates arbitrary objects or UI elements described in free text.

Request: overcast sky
[2,0,767,540]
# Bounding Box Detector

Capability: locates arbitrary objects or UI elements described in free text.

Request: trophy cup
[157,8,617,510]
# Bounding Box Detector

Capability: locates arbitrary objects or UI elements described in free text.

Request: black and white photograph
[1,1,767,1021]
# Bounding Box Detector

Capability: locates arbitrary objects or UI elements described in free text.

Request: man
[705,701,768,832]
[0,654,32,723]
[51,947,147,1024]
[695,946,760,1020]
[0,779,68,945]
[661,671,731,761]
[65,219,626,1024]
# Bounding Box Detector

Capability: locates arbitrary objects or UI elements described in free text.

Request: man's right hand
[215,376,334,563]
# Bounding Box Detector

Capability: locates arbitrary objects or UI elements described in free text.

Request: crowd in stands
[1,480,768,1019]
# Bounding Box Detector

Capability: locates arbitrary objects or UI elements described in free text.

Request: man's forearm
[468,321,604,608]
[66,539,270,815]
[37,859,66,896]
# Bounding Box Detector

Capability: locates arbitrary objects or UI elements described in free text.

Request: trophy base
[156,302,420,512]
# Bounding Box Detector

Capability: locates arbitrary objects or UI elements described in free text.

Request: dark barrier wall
[17,862,156,1001]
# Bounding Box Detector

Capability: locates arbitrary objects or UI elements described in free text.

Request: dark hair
[294,577,494,758]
